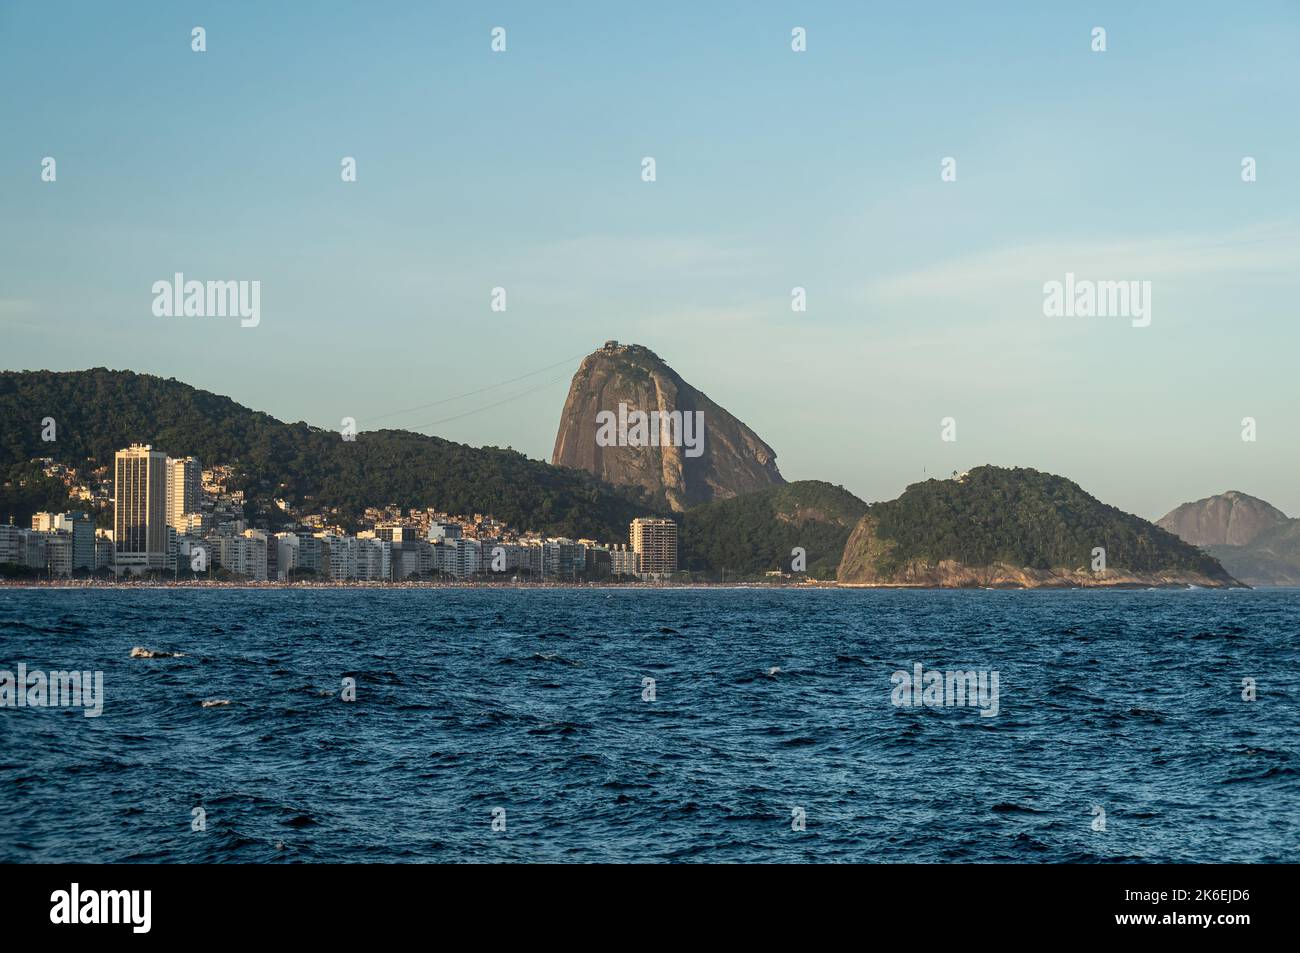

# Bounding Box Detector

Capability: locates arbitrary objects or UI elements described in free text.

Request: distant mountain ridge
[1159,491,1300,586]
[1156,491,1289,547]
[552,343,784,511]
[838,466,1239,588]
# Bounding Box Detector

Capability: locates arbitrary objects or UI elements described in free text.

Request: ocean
[1,587,1296,863]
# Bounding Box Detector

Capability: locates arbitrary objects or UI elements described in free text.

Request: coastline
[0,579,1258,591]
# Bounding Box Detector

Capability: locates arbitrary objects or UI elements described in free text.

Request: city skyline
[3,3,1298,520]
[3,439,678,582]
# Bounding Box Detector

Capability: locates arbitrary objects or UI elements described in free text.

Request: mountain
[1,368,846,578]
[1205,521,1300,586]
[678,481,867,580]
[551,342,783,511]
[0,368,662,541]
[836,466,1240,588]
[1156,491,1300,586]
[1156,491,1289,547]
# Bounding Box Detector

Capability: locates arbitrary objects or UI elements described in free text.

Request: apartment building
[166,456,203,531]
[630,518,677,578]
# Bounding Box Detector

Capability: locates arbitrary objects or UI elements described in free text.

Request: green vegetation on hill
[0,460,75,528]
[0,370,858,576]
[678,480,867,579]
[851,465,1229,577]
[0,369,662,540]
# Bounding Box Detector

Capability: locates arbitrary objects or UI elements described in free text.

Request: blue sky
[3,2,1298,518]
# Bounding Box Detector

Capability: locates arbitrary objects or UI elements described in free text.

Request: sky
[2,2,1298,519]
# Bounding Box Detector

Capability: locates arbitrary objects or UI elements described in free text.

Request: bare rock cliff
[551,343,783,510]
[1156,491,1289,547]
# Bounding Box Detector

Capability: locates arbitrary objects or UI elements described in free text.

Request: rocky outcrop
[551,342,783,510]
[1206,520,1300,586]
[1157,491,1300,586]
[1156,491,1289,547]
[836,466,1241,588]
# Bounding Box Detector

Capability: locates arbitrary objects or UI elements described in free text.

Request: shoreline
[0,579,1261,591]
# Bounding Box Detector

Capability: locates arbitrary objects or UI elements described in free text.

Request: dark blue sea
[1,588,1296,863]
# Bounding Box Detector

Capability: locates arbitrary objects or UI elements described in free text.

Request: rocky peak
[1156,491,1289,547]
[551,343,784,510]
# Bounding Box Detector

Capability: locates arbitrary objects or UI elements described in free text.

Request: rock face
[1206,521,1300,587]
[1156,491,1289,547]
[1156,493,1300,586]
[551,342,783,510]
[836,465,1240,588]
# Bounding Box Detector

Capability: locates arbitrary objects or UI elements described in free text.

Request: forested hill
[0,368,662,540]
[837,465,1240,587]
[678,481,867,579]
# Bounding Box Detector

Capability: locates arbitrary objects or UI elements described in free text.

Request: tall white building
[447,537,482,579]
[214,531,269,581]
[275,533,300,580]
[166,456,203,531]
[321,534,358,581]
[609,544,639,577]
[630,518,677,578]
[44,534,73,576]
[543,539,579,579]
[356,538,392,581]
[114,444,168,573]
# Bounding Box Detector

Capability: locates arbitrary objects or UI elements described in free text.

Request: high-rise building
[543,538,578,579]
[20,531,48,571]
[608,544,639,578]
[114,444,168,573]
[630,518,677,578]
[356,538,392,581]
[0,524,19,564]
[166,456,203,531]
[443,537,482,579]
[585,546,612,579]
[55,512,95,570]
[43,533,73,576]
[213,532,269,581]
[320,534,358,581]
[94,532,114,570]
[29,512,93,573]
[390,539,431,580]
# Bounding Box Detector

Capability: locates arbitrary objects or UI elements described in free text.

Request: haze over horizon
[3,2,1298,519]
